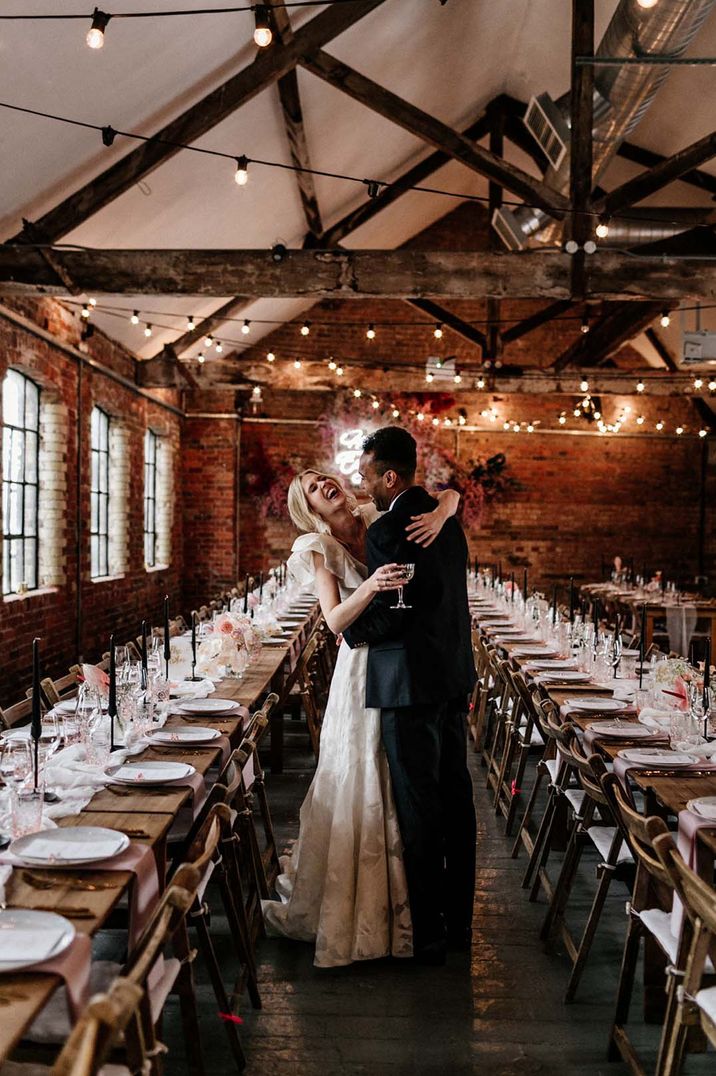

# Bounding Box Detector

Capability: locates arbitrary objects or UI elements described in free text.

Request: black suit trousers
[381,697,476,951]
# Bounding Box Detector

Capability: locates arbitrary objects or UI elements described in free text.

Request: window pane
[9,430,24,483]
[91,535,98,578]
[24,380,39,430]
[9,538,22,592]
[24,538,37,589]
[24,432,38,483]
[24,485,37,536]
[8,483,22,534]
[91,407,99,446]
[2,428,10,482]
[99,494,108,536]
[90,490,98,532]
[100,413,109,452]
[3,371,22,426]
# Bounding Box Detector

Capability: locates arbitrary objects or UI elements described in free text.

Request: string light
[527,424,535,433]
[266,351,275,362]
[636,415,645,425]
[252,4,272,47]
[215,341,223,353]
[186,315,195,331]
[234,156,249,186]
[81,303,90,319]
[86,8,110,49]
[371,399,380,410]
[366,323,376,340]
[293,359,302,369]
[709,380,716,392]
[241,319,251,335]
[425,372,434,383]
[558,413,566,425]
[580,314,590,335]
[636,380,645,393]
[660,310,671,328]
[130,310,139,325]
[580,379,589,392]
[327,359,337,371]
[454,373,462,384]
[204,335,214,348]
[417,412,425,422]
[700,429,708,438]
[656,420,664,431]
[433,323,443,339]
[336,366,344,376]
[144,324,153,337]
[503,420,511,430]
[300,321,311,337]
[595,221,609,239]
[88,297,97,307]
[392,408,400,418]
[573,408,581,418]
[694,377,704,389]
[676,425,684,435]
[196,352,205,364]
[637,0,659,8]
[353,389,362,398]
[432,417,439,427]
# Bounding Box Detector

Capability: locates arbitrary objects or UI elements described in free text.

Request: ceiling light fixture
[253,4,273,47]
[234,156,249,186]
[86,8,110,49]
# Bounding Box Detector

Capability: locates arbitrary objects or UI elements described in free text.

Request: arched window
[2,369,40,595]
[90,406,110,579]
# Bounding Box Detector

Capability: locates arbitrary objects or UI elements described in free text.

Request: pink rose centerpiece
[196,611,262,677]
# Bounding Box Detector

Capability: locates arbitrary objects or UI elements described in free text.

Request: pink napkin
[31,931,92,1021]
[671,809,716,935]
[87,842,160,947]
[614,756,716,788]
[582,722,660,753]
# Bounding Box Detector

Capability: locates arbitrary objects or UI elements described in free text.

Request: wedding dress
[261,510,413,967]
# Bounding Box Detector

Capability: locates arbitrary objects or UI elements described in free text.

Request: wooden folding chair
[600,772,681,1073]
[652,832,716,1075]
[511,682,557,860]
[0,695,33,730]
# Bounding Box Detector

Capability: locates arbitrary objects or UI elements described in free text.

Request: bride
[261,469,459,967]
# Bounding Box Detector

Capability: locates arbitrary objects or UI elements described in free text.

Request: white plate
[278,619,303,627]
[170,679,215,698]
[105,761,196,785]
[177,698,236,715]
[10,826,129,866]
[587,721,655,738]
[1,727,30,741]
[151,727,220,745]
[540,671,591,682]
[263,638,288,646]
[687,796,716,821]
[0,910,75,973]
[54,698,107,715]
[639,712,672,730]
[618,749,697,768]
[526,660,576,671]
[566,697,627,712]
[513,647,556,657]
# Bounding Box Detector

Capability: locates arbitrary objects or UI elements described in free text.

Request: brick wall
[0,301,183,707]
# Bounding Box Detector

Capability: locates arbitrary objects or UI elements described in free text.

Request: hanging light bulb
[293,359,302,369]
[656,420,664,431]
[86,8,110,49]
[366,324,376,340]
[336,366,344,376]
[266,351,275,363]
[581,314,590,334]
[476,377,486,390]
[234,156,249,187]
[81,303,91,319]
[527,424,535,433]
[443,418,452,427]
[660,310,671,328]
[417,412,425,422]
[636,380,645,393]
[432,417,440,427]
[215,342,223,354]
[558,413,566,426]
[676,425,684,435]
[392,408,400,418]
[458,412,467,426]
[241,319,251,335]
[637,0,658,8]
[573,408,581,418]
[353,389,362,398]
[709,380,716,392]
[699,428,708,438]
[425,372,434,383]
[454,373,462,384]
[253,4,273,47]
[371,399,380,410]
[433,323,443,339]
[300,321,311,337]
[144,324,153,338]
[203,335,213,348]
[503,420,511,430]
[694,377,704,390]
[580,378,589,392]
[197,352,205,364]
[636,415,645,425]
[186,316,196,331]
[328,359,337,371]
[88,297,97,308]
[593,410,601,420]
[595,220,609,239]
[130,310,140,325]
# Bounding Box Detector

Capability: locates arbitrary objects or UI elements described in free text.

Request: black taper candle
[639,604,646,689]
[191,610,197,678]
[108,633,117,751]
[243,574,249,614]
[510,572,515,603]
[523,569,528,602]
[704,636,711,692]
[474,556,478,577]
[163,594,171,680]
[31,637,41,792]
[568,577,575,623]
[613,614,621,679]
[259,571,264,603]
[551,584,558,624]
[141,619,148,690]
[498,561,503,584]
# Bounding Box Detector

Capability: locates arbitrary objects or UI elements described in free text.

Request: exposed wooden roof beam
[501,300,574,344]
[8,0,385,245]
[645,326,716,431]
[267,2,323,239]
[568,0,594,299]
[595,130,716,220]
[617,141,716,199]
[5,248,716,301]
[300,51,569,216]
[406,298,487,352]
[551,301,664,371]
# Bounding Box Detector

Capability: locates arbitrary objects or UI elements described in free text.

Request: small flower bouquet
[196,612,260,676]
[653,657,699,711]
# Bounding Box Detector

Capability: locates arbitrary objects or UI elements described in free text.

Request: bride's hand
[367,563,402,595]
[405,509,445,548]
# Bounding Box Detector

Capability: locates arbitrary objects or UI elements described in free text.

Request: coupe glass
[390,564,415,610]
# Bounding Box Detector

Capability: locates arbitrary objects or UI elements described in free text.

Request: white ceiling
[1,0,715,360]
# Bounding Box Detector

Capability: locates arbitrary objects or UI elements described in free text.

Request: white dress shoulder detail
[262,521,413,967]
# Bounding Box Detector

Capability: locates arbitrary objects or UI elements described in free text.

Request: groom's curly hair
[363,427,417,479]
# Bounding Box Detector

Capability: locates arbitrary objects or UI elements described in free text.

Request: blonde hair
[287,469,358,535]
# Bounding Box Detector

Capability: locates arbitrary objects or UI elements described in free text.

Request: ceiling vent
[425,355,456,382]
[524,93,570,171]
[491,207,527,252]
[682,331,716,365]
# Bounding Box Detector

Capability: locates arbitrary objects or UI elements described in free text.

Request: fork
[22,872,122,892]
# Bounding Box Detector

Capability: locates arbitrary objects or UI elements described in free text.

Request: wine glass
[0,738,32,788]
[390,564,415,611]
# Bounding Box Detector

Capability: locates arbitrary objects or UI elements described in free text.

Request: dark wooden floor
[164,726,714,1075]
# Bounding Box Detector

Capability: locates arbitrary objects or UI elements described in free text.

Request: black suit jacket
[343,486,476,709]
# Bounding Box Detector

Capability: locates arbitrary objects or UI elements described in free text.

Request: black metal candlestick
[639,604,646,690]
[163,594,171,680]
[31,637,41,793]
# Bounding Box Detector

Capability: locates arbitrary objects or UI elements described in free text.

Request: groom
[343,426,476,964]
